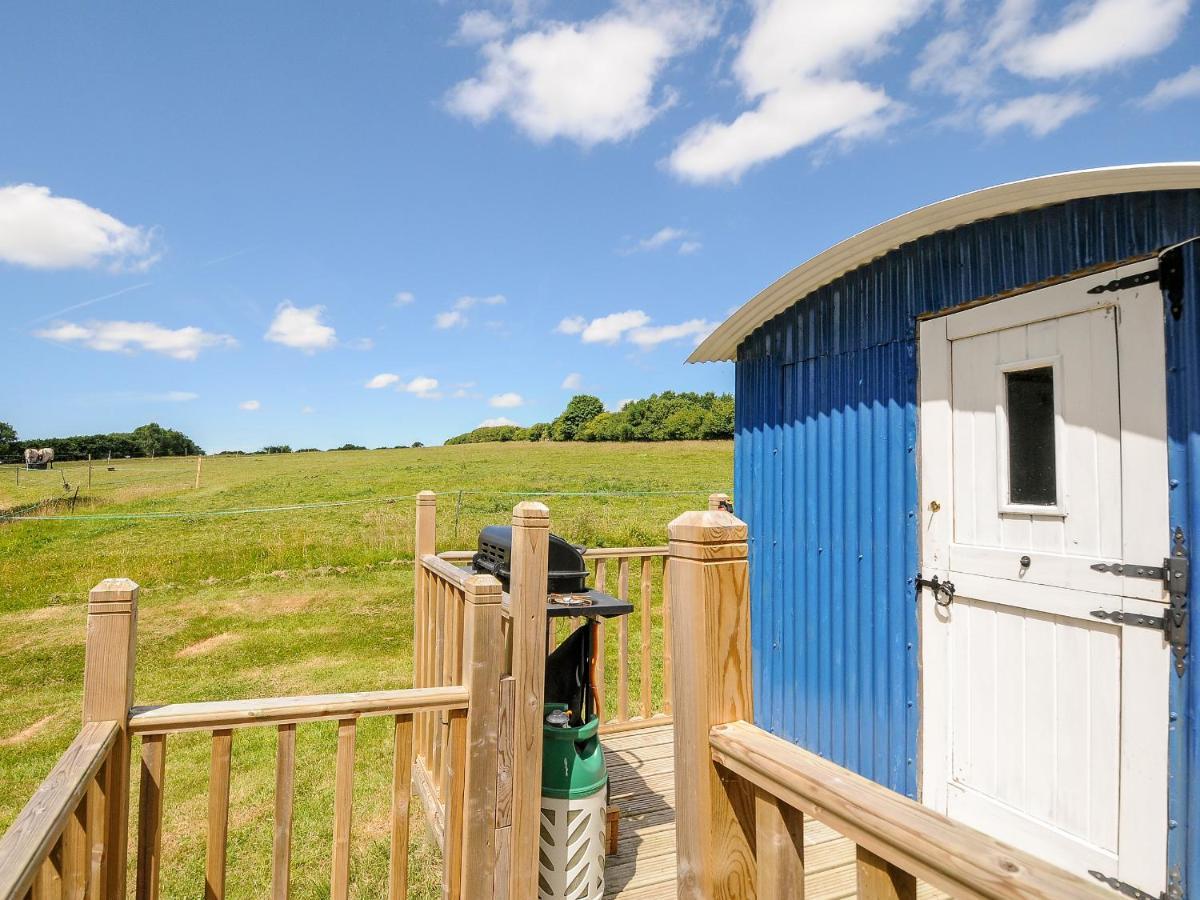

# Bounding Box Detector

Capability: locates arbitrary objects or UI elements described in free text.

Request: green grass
[0,442,731,897]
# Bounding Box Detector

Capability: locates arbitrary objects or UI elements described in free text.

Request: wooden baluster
[640,556,652,719]
[494,676,515,898]
[414,492,436,770]
[136,734,167,899]
[669,509,755,899]
[755,789,804,899]
[423,574,436,774]
[617,558,630,722]
[86,763,108,900]
[457,573,501,896]
[388,715,414,900]
[271,724,296,900]
[205,730,233,900]
[32,842,61,899]
[594,559,607,723]
[63,794,87,900]
[661,555,673,717]
[855,846,916,900]
[82,579,138,898]
[442,708,467,900]
[433,579,446,799]
[330,719,356,900]
[506,501,550,900]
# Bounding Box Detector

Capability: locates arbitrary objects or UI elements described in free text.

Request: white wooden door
[919,260,1171,896]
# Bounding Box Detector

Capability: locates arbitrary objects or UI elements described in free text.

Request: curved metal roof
[690,162,1200,363]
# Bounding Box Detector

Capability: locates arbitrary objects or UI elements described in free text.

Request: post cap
[512,500,550,526]
[667,509,747,543]
[416,490,436,505]
[89,578,139,607]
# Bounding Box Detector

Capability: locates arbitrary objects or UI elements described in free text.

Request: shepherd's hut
[690,163,1200,898]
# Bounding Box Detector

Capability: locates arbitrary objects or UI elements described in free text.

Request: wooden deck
[603,724,946,899]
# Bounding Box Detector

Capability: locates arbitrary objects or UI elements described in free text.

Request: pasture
[0,442,731,897]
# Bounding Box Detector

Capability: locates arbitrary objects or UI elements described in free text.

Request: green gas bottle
[538,704,607,899]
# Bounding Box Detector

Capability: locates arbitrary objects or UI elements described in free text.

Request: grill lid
[471,525,589,594]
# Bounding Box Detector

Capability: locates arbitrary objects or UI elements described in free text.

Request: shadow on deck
[603,724,947,900]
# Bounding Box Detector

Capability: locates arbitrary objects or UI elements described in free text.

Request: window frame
[995,355,1068,517]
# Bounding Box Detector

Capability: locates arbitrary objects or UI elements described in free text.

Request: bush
[443,391,733,445]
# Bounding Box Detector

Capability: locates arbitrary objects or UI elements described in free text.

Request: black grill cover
[471,525,588,593]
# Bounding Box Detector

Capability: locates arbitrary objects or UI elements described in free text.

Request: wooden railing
[0,720,119,898]
[668,507,1114,899]
[0,570,499,900]
[127,686,471,900]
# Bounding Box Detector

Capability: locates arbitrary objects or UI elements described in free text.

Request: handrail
[421,553,485,590]
[709,720,1111,899]
[0,719,119,899]
[437,545,669,561]
[129,685,469,734]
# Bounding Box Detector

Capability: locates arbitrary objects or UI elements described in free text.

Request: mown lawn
[0,441,731,897]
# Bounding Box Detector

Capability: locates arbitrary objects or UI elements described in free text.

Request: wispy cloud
[435,294,505,329]
[365,373,401,389]
[489,392,525,408]
[36,319,237,361]
[239,400,261,411]
[394,290,416,306]
[621,226,701,255]
[561,372,583,389]
[1139,65,1200,109]
[403,376,442,399]
[479,416,520,427]
[557,309,715,349]
[980,92,1096,136]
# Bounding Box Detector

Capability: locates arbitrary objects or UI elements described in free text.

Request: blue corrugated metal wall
[1166,237,1200,897]
[734,189,1200,886]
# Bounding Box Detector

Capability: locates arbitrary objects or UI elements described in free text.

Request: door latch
[916,575,955,607]
[1089,527,1189,676]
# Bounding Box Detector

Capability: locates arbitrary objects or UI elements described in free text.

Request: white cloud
[447,1,717,146]
[909,29,984,100]
[348,337,375,351]
[436,294,505,329]
[36,319,236,361]
[265,302,337,352]
[403,376,442,399]
[1140,65,1200,109]
[623,226,701,255]
[555,316,587,335]
[981,92,1096,136]
[366,373,401,389]
[561,372,583,389]
[0,184,160,271]
[490,391,525,408]
[609,398,635,411]
[582,310,651,344]
[301,405,315,414]
[668,0,929,182]
[239,400,261,411]
[146,391,198,402]
[628,318,716,347]
[456,10,510,44]
[1005,0,1188,79]
[479,416,520,427]
[393,291,416,306]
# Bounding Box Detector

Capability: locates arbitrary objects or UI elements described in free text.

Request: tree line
[0,421,202,462]
[444,391,734,445]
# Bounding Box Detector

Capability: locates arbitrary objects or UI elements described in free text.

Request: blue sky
[1,1,1197,451]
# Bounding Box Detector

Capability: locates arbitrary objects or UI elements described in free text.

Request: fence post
[82,578,139,898]
[507,501,550,900]
[708,492,731,512]
[414,492,436,771]
[458,573,502,896]
[669,509,756,899]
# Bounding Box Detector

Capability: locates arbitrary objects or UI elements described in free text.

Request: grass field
[0,441,731,897]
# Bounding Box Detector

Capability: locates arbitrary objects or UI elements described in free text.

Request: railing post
[457,573,502,897]
[708,492,732,512]
[82,578,139,898]
[668,510,756,899]
[507,501,549,900]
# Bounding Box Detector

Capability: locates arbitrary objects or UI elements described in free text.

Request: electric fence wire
[0,488,728,523]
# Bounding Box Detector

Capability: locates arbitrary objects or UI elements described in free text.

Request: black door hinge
[1089,870,1165,900]
[1088,269,1161,295]
[1085,249,1186,319]
[1090,527,1189,676]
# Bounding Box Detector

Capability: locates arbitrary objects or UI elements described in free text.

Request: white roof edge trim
[690,162,1200,363]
